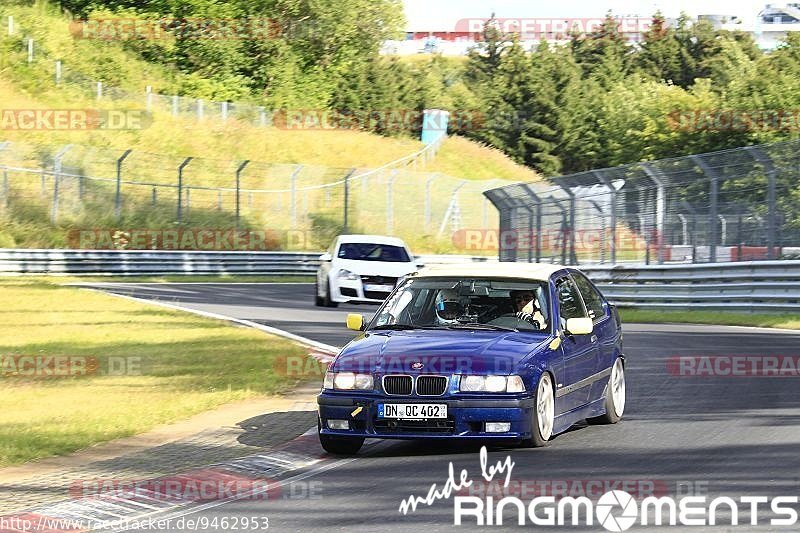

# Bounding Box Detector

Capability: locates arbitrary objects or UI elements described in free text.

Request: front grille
[383,375,413,395]
[416,375,448,396]
[373,418,455,434]
[361,275,397,285]
[364,290,392,300]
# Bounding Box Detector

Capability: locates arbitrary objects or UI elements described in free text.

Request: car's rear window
[338,243,411,262]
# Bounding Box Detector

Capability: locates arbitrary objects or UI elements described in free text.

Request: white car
[315,235,420,307]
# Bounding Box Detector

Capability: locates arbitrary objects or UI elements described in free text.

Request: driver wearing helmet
[435,288,463,325]
[510,289,546,330]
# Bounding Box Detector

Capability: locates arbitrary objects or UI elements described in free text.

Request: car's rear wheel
[588,357,625,425]
[319,433,364,455]
[522,372,554,447]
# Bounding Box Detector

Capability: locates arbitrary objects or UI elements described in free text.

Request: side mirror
[319,252,332,262]
[565,317,593,336]
[346,313,365,331]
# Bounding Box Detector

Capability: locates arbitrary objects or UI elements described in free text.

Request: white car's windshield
[370,277,550,332]
[338,243,411,262]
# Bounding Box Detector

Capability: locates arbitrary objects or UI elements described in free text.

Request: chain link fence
[485,139,800,264]
[0,139,507,252]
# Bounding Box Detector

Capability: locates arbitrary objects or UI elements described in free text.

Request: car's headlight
[459,375,526,393]
[337,269,359,280]
[323,371,374,390]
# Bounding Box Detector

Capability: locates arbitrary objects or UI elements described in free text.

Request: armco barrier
[0,249,495,276]
[0,250,797,311]
[582,261,800,312]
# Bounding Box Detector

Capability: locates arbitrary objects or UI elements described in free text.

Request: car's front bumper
[317,393,535,440]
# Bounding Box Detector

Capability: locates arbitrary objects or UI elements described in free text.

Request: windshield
[369,277,551,333]
[337,243,411,262]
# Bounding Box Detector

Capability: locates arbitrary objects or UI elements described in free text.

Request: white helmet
[435,288,462,324]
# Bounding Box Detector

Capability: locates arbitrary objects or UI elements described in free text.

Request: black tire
[588,358,625,425]
[520,372,554,448]
[319,433,364,455]
[323,280,339,308]
[314,281,324,306]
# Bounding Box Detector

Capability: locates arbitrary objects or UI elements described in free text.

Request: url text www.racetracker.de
[398,447,799,531]
[0,515,270,532]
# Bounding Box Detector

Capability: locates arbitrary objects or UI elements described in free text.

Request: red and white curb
[0,428,380,533]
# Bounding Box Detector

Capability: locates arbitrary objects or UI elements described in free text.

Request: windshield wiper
[370,324,417,330]
[447,323,518,332]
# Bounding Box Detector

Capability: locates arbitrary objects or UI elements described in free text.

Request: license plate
[363,284,393,292]
[378,403,447,419]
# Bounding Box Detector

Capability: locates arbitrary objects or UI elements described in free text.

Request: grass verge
[0,278,315,467]
[620,309,800,330]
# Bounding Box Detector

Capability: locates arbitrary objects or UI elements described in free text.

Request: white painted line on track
[77,287,340,355]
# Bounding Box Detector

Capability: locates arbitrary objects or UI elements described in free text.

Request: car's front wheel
[323,280,338,308]
[522,372,554,447]
[319,433,364,455]
[314,280,324,306]
[589,357,625,425]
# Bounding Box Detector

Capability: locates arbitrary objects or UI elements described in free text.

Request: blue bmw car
[316,263,626,455]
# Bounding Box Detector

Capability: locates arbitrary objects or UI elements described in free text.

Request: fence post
[115,149,133,220]
[7,16,13,35]
[145,86,152,112]
[176,157,193,223]
[197,99,204,120]
[171,95,179,116]
[554,179,578,266]
[592,171,617,265]
[690,155,720,263]
[152,187,157,205]
[96,81,103,100]
[290,165,303,228]
[235,160,249,228]
[51,144,73,223]
[519,184,543,263]
[641,163,667,264]
[55,60,62,85]
[343,168,356,232]
[27,38,33,63]
[746,147,777,260]
[258,107,266,127]
[221,101,228,122]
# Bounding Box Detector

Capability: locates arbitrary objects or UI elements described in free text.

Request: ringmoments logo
[397,446,800,530]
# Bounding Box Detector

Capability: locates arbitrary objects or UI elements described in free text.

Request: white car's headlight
[324,371,374,391]
[459,375,526,393]
[337,269,359,280]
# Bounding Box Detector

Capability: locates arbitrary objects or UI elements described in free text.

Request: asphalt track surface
[82,282,800,532]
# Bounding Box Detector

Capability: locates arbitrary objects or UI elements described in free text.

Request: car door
[570,270,620,401]
[554,274,599,411]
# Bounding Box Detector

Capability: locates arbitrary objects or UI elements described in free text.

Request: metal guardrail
[0,249,495,276]
[582,261,800,312]
[1,249,797,311]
